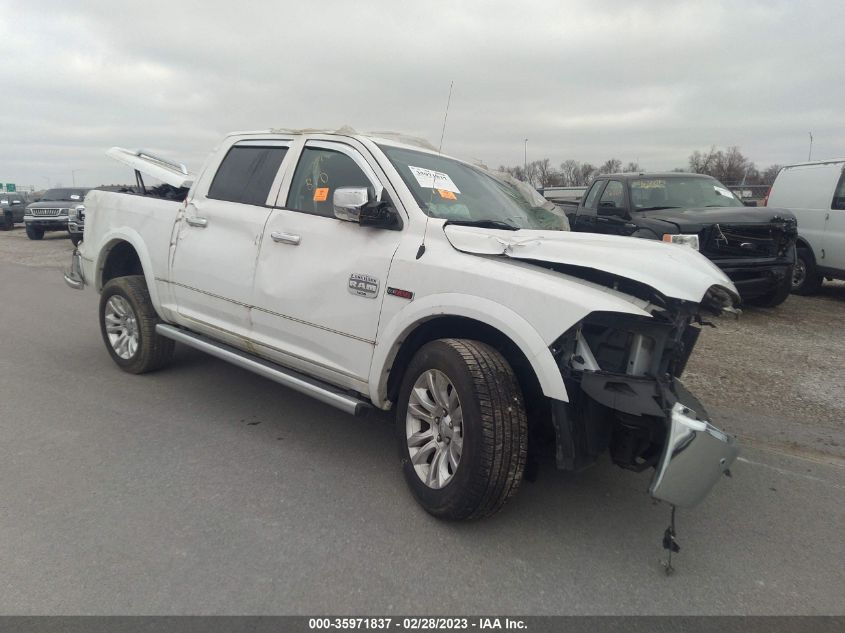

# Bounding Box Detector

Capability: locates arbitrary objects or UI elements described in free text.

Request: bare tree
[761,164,782,185]
[712,146,753,184]
[559,159,580,186]
[532,158,558,187]
[623,161,641,173]
[598,158,622,175]
[579,163,598,185]
[688,146,718,174]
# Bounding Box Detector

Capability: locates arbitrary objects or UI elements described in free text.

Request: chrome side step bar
[155,324,370,416]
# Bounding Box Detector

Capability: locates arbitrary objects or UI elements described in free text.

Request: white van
[766,159,845,294]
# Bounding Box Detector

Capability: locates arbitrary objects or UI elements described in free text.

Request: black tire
[1,212,13,231]
[99,275,175,374]
[25,224,44,240]
[791,247,823,295]
[745,270,793,307]
[396,339,528,521]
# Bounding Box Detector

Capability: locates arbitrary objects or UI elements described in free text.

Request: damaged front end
[549,285,739,508]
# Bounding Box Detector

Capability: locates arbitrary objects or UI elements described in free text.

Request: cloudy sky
[1,0,843,189]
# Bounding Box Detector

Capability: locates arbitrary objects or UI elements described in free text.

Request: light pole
[523,139,528,181]
[71,169,83,187]
[808,132,813,161]
[43,176,50,189]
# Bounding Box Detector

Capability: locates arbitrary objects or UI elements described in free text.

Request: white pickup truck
[65,128,739,523]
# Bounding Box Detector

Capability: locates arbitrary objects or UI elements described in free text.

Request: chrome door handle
[271,231,301,245]
[185,216,208,227]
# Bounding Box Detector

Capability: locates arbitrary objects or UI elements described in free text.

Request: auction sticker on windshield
[408,166,461,193]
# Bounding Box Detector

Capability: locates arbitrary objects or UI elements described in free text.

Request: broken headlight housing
[662,233,699,250]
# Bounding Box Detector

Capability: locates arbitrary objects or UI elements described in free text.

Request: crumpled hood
[444,224,739,304]
[639,206,797,233]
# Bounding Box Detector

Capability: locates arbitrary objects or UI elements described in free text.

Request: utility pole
[808,132,813,161]
[523,139,528,181]
[71,169,82,186]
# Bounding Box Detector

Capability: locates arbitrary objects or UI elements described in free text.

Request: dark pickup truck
[565,173,798,307]
[1,192,28,230]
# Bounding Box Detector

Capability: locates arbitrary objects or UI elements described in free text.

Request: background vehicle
[1,192,28,230]
[765,159,845,294]
[65,131,739,525]
[24,188,89,240]
[566,173,798,307]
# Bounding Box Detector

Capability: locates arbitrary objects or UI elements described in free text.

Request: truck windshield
[40,188,89,202]
[380,145,568,230]
[630,177,744,210]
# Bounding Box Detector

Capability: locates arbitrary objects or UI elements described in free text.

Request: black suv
[1,191,28,230]
[24,188,89,240]
[566,173,797,307]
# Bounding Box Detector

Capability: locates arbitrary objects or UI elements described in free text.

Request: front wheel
[396,339,528,521]
[99,275,175,374]
[745,270,793,307]
[25,224,44,240]
[791,247,823,295]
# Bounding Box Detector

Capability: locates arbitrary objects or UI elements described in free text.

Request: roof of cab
[224,126,440,154]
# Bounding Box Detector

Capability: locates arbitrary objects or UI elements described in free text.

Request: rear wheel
[791,247,823,295]
[1,212,13,231]
[99,275,175,374]
[396,339,527,521]
[25,224,44,240]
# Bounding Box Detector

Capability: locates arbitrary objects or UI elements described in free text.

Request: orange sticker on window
[437,189,457,200]
[313,187,329,202]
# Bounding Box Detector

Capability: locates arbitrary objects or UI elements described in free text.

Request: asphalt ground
[1,230,843,614]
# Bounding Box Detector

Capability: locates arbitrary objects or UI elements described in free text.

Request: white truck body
[67,128,741,518]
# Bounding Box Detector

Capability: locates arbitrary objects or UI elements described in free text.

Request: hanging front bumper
[649,400,739,507]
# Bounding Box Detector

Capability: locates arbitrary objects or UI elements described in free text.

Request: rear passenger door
[170,139,290,338]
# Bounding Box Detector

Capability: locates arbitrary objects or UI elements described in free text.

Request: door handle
[185,216,208,228]
[271,231,301,245]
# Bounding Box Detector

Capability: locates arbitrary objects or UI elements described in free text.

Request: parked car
[765,159,845,294]
[24,188,89,240]
[64,131,739,526]
[67,204,85,246]
[1,192,28,230]
[566,173,798,307]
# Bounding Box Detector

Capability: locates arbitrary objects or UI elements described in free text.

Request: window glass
[599,180,624,207]
[832,172,845,210]
[629,176,743,210]
[582,181,603,209]
[208,145,287,206]
[380,145,568,230]
[287,147,372,217]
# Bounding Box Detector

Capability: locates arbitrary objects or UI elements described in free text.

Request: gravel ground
[2,227,843,461]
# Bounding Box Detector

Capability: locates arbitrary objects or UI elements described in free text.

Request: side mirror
[597,202,628,219]
[333,187,369,222]
[333,187,398,229]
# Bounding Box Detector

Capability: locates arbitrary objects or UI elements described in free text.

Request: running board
[155,324,371,416]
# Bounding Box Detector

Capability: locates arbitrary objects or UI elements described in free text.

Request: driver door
[250,140,403,390]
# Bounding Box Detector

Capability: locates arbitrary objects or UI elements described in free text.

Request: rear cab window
[208,145,288,206]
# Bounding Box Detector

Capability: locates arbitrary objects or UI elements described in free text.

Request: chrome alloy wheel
[406,369,463,489]
[104,295,139,360]
[792,257,807,289]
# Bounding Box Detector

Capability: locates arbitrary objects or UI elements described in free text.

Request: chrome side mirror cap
[333,187,369,222]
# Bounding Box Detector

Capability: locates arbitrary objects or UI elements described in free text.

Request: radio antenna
[438,81,454,153]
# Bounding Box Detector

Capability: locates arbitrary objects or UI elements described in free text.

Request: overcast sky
[1,0,843,189]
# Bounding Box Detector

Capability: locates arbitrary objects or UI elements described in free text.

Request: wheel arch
[795,236,816,260]
[370,295,569,410]
[95,230,161,312]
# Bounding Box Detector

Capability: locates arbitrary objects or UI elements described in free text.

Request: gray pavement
[1,255,844,614]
